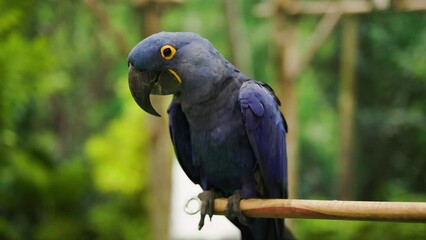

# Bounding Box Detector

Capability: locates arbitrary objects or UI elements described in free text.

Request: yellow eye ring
[160,45,176,60]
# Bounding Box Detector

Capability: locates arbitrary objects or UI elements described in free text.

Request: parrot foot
[225,190,249,226]
[198,190,216,230]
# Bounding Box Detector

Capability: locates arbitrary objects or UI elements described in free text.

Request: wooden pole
[395,0,426,11]
[281,0,373,15]
[255,0,426,17]
[338,16,358,200]
[274,0,299,200]
[213,198,426,222]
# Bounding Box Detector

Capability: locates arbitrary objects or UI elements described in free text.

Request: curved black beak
[128,65,181,117]
[128,66,161,116]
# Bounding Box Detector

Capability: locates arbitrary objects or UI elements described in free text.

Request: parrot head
[128,32,231,117]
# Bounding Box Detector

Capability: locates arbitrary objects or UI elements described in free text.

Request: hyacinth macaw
[128,32,293,240]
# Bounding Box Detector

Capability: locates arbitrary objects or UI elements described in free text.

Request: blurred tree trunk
[223,0,253,76]
[338,16,358,200]
[135,1,175,240]
[84,0,130,56]
[274,1,299,201]
[274,0,299,231]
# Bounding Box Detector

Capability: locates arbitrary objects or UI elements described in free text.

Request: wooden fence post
[274,0,300,201]
[338,16,358,200]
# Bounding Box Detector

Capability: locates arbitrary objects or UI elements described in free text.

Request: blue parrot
[128,32,293,240]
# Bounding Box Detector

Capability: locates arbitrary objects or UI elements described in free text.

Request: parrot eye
[160,45,176,60]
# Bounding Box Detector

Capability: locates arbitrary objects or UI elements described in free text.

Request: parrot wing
[168,99,199,184]
[239,80,288,199]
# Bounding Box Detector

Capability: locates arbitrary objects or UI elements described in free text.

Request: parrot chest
[188,108,257,196]
[179,76,258,196]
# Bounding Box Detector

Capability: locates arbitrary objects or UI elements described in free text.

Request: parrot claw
[225,190,249,226]
[198,190,216,230]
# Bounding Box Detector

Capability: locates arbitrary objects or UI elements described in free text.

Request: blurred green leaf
[86,78,149,195]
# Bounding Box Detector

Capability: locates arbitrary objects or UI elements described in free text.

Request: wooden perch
[213,198,426,222]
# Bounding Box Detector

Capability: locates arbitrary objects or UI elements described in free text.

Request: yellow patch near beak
[168,69,182,84]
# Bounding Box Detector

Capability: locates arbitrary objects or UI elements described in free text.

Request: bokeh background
[1,0,426,239]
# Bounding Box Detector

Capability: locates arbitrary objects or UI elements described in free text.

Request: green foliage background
[0,0,425,239]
